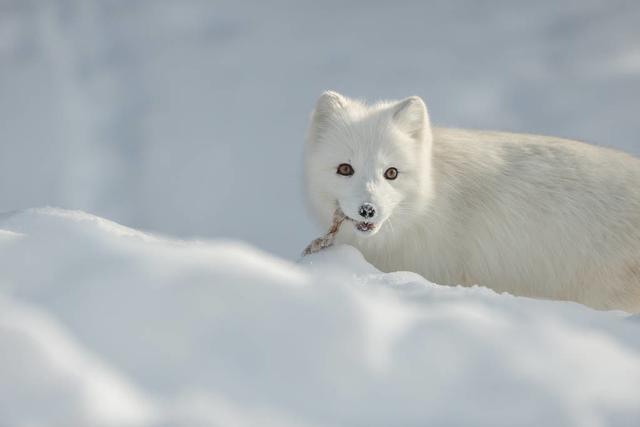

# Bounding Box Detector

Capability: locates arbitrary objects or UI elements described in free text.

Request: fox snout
[342,200,381,235]
[358,203,376,219]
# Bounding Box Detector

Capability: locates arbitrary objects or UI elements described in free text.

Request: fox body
[304,91,640,312]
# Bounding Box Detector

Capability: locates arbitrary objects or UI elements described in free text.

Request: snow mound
[1,208,640,427]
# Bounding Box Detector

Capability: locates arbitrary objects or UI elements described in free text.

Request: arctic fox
[304,91,640,312]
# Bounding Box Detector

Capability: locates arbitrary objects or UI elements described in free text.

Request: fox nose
[358,203,376,219]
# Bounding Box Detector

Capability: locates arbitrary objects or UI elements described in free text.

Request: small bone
[302,208,346,256]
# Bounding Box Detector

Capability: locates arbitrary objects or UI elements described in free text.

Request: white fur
[305,91,640,312]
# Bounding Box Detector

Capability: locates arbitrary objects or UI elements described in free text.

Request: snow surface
[1,0,640,257]
[2,2,640,425]
[2,208,640,427]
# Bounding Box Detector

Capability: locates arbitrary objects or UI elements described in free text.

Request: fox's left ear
[392,96,431,142]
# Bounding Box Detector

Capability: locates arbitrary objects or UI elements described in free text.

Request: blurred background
[1,0,639,258]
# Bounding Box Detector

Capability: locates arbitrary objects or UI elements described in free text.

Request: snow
[2,2,640,425]
[2,208,640,427]
[0,295,155,427]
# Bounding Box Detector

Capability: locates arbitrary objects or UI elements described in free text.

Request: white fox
[304,91,640,312]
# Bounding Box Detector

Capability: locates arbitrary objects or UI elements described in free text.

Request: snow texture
[2,2,640,425]
[1,208,640,427]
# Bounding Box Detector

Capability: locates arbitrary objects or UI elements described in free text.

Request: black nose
[359,203,376,219]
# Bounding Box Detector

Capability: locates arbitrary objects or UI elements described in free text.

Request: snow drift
[1,208,640,427]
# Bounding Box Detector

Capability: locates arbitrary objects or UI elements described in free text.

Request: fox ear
[392,96,430,142]
[312,91,347,125]
[316,90,347,110]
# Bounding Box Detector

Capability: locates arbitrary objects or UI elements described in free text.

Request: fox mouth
[355,221,376,232]
[343,215,377,233]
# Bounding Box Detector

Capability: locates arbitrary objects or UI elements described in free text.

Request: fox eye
[337,163,354,176]
[384,167,398,180]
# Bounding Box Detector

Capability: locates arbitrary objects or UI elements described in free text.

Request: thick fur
[305,91,640,312]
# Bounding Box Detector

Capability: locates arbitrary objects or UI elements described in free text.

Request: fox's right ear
[311,91,347,128]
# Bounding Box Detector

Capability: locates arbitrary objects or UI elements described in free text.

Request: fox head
[304,91,434,240]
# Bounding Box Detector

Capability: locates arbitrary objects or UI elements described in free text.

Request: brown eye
[337,163,354,176]
[384,167,398,180]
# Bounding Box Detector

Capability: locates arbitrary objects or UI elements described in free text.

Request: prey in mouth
[301,205,379,256]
